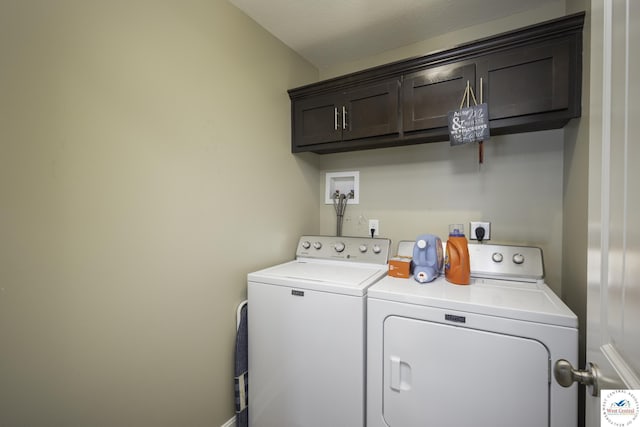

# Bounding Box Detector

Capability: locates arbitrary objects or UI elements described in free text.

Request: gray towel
[234,303,248,427]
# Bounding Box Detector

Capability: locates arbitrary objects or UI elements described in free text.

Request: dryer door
[383,316,550,427]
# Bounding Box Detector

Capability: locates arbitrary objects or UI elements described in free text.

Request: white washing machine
[367,243,578,427]
[248,235,390,427]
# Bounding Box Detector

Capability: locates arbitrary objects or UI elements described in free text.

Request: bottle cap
[449,224,465,236]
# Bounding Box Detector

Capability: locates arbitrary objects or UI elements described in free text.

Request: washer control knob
[372,244,382,254]
[513,253,525,264]
[301,241,311,249]
[359,245,368,253]
[492,252,503,263]
[334,242,345,252]
[313,241,322,250]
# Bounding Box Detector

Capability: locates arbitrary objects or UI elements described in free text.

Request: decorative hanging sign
[448,103,489,145]
[447,81,490,146]
[447,80,490,165]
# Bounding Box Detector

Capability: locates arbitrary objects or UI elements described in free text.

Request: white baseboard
[221,415,236,427]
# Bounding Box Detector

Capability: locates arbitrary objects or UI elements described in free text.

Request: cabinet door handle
[334,107,339,130]
[342,106,347,130]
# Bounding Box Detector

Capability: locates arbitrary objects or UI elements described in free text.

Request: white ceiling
[228,0,561,69]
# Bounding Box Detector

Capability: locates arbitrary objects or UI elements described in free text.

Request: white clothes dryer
[248,235,390,427]
[367,243,578,427]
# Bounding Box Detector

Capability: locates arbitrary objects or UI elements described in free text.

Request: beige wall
[563,0,590,366]
[320,1,566,79]
[319,132,566,293]
[0,1,318,426]
[563,1,590,424]
[318,4,569,293]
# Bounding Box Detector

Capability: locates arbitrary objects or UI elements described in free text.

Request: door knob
[554,359,601,397]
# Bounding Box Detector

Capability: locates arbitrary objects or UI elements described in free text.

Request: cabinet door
[343,79,400,141]
[480,39,572,121]
[292,93,343,147]
[402,63,475,132]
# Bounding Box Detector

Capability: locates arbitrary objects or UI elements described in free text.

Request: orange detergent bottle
[444,224,470,285]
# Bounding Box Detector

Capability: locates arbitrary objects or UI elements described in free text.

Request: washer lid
[248,259,388,296]
[368,275,578,328]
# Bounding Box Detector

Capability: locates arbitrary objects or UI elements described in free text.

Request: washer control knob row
[303,240,384,254]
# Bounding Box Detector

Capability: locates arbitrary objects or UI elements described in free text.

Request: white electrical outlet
[470,221,491,241]
[369,219,379,237]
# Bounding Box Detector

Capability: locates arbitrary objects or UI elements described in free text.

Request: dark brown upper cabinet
[292,79,400,149]
[477,36,580,135]
[288,12,584,154]
[403,63,476,133]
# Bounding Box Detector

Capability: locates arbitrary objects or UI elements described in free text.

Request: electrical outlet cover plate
[369,219,379,236]
[470,221,491,240]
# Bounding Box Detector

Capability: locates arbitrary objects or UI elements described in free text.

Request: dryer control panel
[468,243,544,282]
[297,235,391,264]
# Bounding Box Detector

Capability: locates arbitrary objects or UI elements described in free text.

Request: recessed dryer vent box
[325,171,359,204]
